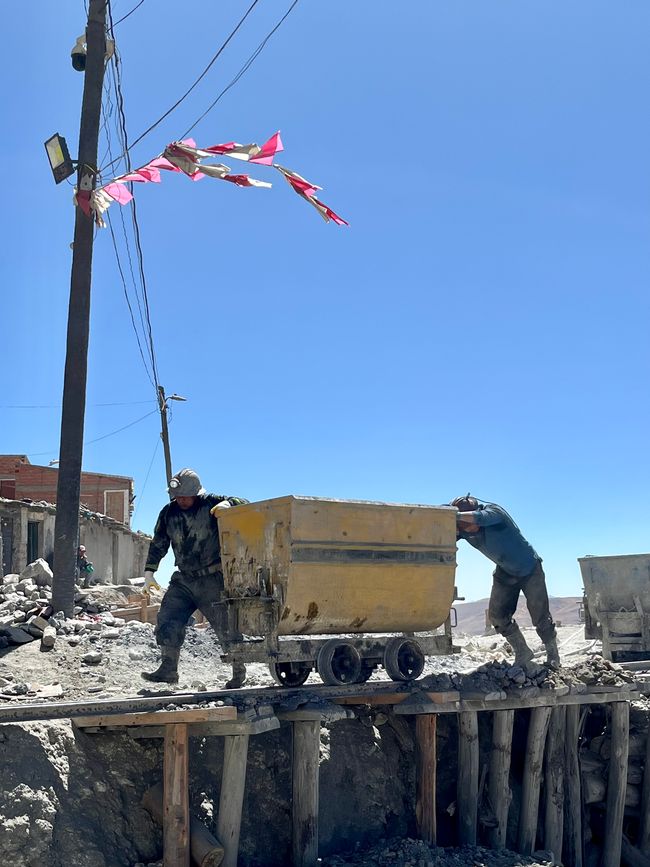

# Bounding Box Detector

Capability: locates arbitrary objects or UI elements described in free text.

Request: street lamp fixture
[44,134,75,184]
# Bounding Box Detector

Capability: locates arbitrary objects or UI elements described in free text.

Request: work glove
[144,570,161,592]
[210,501,232,516]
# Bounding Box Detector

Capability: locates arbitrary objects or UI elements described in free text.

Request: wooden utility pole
[52,0,107,615]
[158,386,173,486]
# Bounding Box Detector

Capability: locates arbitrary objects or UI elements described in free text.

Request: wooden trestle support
[61,683,639,867]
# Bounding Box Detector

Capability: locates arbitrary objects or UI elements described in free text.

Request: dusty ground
[0,619,602,704]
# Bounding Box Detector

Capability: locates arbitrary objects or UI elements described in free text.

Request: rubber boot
[505,625,534,667]
[225,660,247,690]
[544,637,561,669]
[141,646,180,683]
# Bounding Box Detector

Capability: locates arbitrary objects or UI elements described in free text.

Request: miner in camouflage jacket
[141,468,249,688]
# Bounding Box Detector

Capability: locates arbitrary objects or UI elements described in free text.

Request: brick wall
[10,463,133,526]
[0,455,28,476]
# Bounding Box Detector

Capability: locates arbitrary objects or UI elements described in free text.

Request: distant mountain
[454,596,582,636]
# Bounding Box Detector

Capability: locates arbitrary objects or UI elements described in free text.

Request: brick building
[0,456,133,526]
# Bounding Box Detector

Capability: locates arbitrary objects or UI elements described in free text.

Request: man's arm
[207,494,249,513]
[457,504,505,527]
[145,505,171,572]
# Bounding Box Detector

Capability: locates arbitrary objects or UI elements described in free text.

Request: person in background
[142,468,249,687]
[451,495,560,669]
[76,545,95,588]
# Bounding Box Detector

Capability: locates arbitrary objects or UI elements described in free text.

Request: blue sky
[2,1,649,598]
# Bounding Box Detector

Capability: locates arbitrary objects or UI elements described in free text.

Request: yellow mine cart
[217,495,459,686]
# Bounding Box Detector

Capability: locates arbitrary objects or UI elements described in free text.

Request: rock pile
[322,837,554,866]
[0,558,150,654]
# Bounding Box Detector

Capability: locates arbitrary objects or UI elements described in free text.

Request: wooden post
[458,711,479,845]
[488,709,514,849]
[517,706,552,855]
[216,734,250,867]
[603,701,630,867]
[639,713,650,856]
[143,784,225,867]
[163,723,190,867]
[415,714,437,845]
[292,720,320,867]
[543,706,566,862]
[563,704,583,867]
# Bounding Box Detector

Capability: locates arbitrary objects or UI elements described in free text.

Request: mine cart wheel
[383,638,425,682]
[354,660,377,684]
[317,640,362,685]
[269,661,312,687]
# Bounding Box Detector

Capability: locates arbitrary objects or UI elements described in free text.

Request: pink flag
[148,157,181,173]
[249,131,284,165]
[222,174,272,189]
[102,183,134,205]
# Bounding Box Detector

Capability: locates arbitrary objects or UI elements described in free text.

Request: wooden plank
[393,689,638,715]
[457,711,479,845]
[117,715,280,739]
[74,706,237,728]
[623,835,650,867]
[337,692,411,707]
[292,720,320,867]
[216,734,250,867]
[603,701,630,867]
[488,709,514,849]
[639,713,650,856]
[163,723,189,867]
[563,705,583,867]
[543,706,566,862]
[415,714,437,846]
[517,706,552,855]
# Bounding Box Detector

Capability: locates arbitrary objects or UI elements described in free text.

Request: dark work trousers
[155,570,241,651]
[488,560,556,644]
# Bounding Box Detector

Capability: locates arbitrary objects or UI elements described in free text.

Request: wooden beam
[488,709,514,849]
[415,714,437,846]
[623,835,650,867]
[563,704,583,867]
[216,734,250,867]
[163,723,190,867]
[74,706,237,728]
[517,706,552,855]
[457,711,479,845]
[639,715,650,856]
[292,720,320,867]
[543,706,566,862]
[603,701,630,867]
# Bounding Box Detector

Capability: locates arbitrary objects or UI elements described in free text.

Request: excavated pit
[0,603,645,867]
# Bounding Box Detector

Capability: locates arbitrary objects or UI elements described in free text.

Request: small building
[0,455,134,526]
[0,496,150,583]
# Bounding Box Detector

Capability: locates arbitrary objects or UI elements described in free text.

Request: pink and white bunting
[87,131,346,227]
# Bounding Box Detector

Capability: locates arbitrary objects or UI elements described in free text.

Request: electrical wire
[181,0,300,139]
[112,0,146,28]
[132,436,160,521]
[27,409,159,457]
[100,0,262,173]
[0,401,156,409]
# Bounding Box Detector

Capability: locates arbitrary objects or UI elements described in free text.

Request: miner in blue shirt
[451,495,560,669]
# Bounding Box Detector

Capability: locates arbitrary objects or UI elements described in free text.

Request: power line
[100,0,262,173]
[132,436,160,521]
[112,0,146,28]
[0,401,156,409]
[181,0,300,139]
[27,409,158,457]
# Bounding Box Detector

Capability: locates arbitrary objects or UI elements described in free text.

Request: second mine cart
[216,495,459,686]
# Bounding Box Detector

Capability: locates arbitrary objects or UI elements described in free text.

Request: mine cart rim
[269,661,312,687]
[316,639,363,685]
[383,637,425,681]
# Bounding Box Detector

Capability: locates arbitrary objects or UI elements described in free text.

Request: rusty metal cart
[216,495,459,686]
